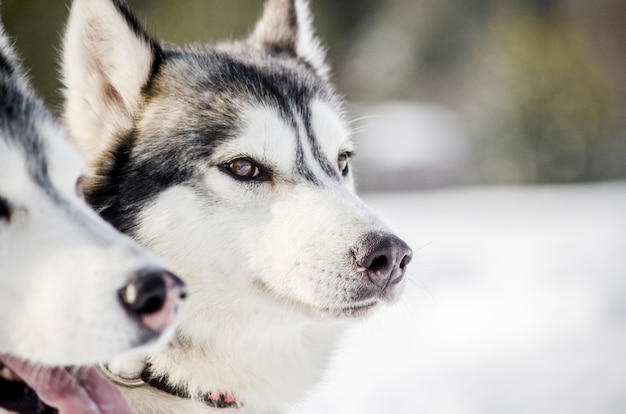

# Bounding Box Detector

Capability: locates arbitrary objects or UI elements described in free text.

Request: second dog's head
[63,0,412,326]
[0,24,185,368]
[0,21,186,413]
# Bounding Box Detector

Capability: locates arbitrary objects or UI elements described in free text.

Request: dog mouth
[322,300,380,318]
[314,299,381,319]
[254,279,381,319]
[0,356,135,414]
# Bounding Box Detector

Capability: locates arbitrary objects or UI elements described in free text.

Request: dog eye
[0,197,10,221]
[221,158,269,182]
[338,152,351,177]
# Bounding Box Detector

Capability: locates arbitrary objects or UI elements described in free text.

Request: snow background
[290,104,626,413]
[292,183,626,414]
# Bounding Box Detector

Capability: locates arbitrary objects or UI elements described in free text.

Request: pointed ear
[62,0,160,168]
[0,27,20,78]
[248,0,329,78]
[0,26,35,93]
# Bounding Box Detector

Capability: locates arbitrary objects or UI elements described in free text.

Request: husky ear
[62,0,159,168]
[0,28,20,78]
[249,0,329,78]
[0,27,34,93]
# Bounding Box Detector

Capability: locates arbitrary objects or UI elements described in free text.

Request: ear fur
[62,0,159,169]
[249,0,329,78]
[0,26,34,94]
[0,26,19,78]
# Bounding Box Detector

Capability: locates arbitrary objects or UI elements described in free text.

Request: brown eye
[221,157,269,182]
[338,152,350,177]
[231,159,257,178]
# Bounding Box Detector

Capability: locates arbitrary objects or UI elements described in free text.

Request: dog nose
[118,270,186,332]
[356,232,412,290]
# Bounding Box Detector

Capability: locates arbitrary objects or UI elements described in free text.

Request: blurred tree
[0,0,377,110]
[470,4,619,183]
[2,0,68,112]
[1,0,624,184]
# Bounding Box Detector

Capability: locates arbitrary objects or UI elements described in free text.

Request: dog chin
[326,282,406,319]
[253,279,384,320]
[325,301,380,319]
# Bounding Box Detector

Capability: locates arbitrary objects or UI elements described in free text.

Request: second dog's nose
[356,232,412,290]
[118,271,186,332]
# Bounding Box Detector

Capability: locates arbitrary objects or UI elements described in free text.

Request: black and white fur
[62,0,413,412]
[0,21,185,414]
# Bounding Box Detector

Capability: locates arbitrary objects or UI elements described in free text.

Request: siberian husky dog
[0,23,186,414]
[62,0,413,412]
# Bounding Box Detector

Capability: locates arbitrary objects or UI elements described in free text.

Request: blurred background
[2,1,625,413]
[2,0,625,189]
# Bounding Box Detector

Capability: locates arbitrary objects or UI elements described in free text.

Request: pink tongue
[2,357,136,414]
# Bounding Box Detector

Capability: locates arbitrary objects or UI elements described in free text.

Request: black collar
[98,362,241,409]
[140,366,240,409]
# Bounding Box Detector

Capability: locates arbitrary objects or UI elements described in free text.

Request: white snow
[352,102,467,171]
[350,102,470,190]
[291,182,626,414]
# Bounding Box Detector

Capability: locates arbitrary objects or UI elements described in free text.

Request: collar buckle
[97,362,146,388]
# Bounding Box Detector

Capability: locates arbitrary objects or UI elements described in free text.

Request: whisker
[348,114,381,125]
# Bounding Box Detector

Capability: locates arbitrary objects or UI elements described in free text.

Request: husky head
[63,0,412,409]
[0,24,185,413]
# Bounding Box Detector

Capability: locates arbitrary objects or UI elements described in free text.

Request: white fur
[62,0,155,169]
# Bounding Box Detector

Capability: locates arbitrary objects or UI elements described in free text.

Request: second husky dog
[0,23,186,414]
[62,0,413,412]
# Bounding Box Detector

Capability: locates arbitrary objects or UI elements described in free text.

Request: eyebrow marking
[289,114,321,185]
[301,105,340,182]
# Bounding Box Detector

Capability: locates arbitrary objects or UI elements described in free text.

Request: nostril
[369,255,389,273]
[168,272,188,300]
[119,272,167,316]
[399,253,412,269]
[138,291,165,314]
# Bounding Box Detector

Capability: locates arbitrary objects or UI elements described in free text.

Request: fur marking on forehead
[154,50,327,118]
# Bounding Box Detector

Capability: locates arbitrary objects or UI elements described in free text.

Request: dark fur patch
[0,49,15,78]
[88,127,195,235]
[302,105,341,181]
[112,0,164,82]
[111,0,157,50]
[0,60,49,189]
[208,53,340,183]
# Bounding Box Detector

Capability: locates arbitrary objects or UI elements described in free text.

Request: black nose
[118,270,186,316]
[356,232,412,290]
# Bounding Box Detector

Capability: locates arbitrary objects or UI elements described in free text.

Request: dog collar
[140,367,240,409]
[98,363,240,409]
[98,362,146,388]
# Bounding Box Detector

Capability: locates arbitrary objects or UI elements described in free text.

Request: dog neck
[111,314,345,413]
[109,243,353,411]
